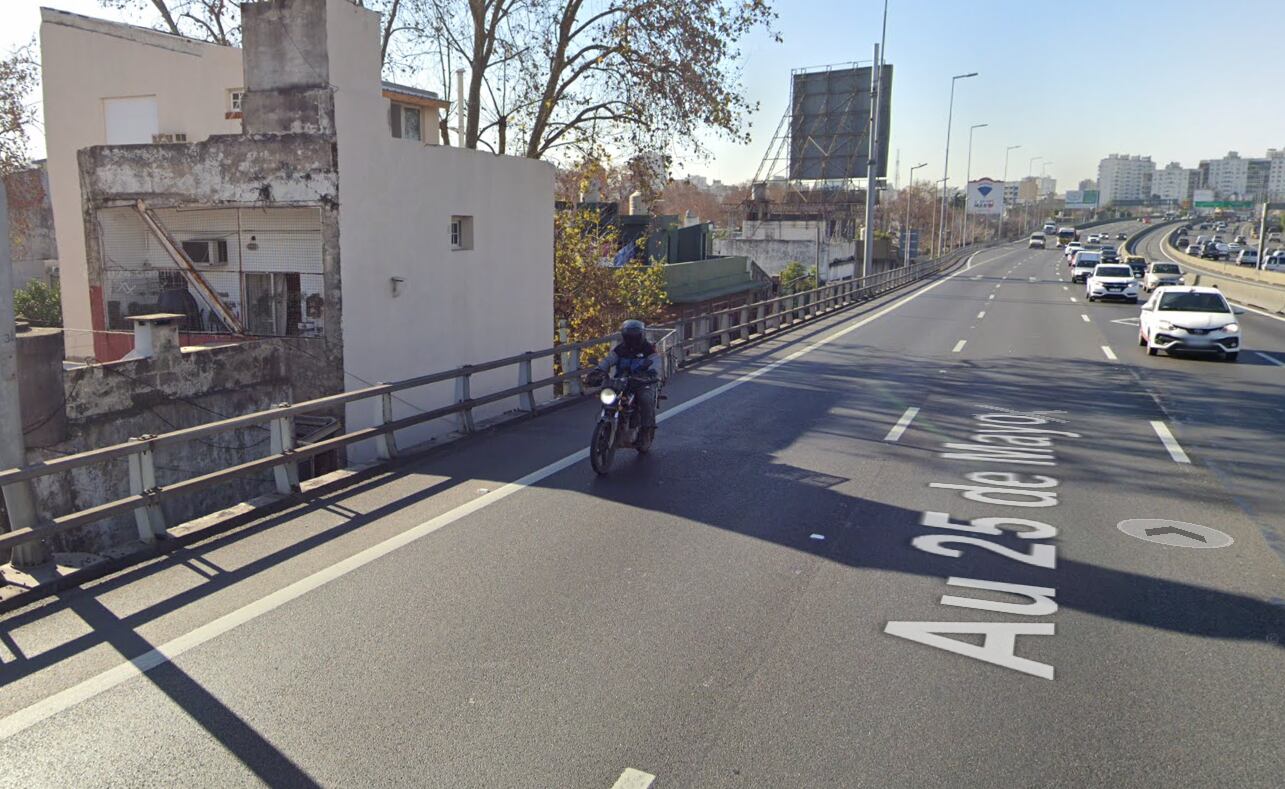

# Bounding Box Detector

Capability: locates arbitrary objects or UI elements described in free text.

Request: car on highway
[1269,232,1282,243]
[1234,235,1247,245]
[1086,263,1139,303]
[1043,222,1057,235]
[1236,249,1258,267]
[1139,286,1242,361]
[1100,244,1119,263]
[1028,232,1046,249]
[1175,235,1188,248]
[1122,254,1148,278]
[1200,242,1225,260]
[1071,250,1102,283]
[1086,234,1101,244]
[1064,241,1084,263]
[1116,232,1127,240]
[1261,251,1285,272]
[1227,242,1243,255]
[1184,241,1202,255]
[1144,262,1184,291]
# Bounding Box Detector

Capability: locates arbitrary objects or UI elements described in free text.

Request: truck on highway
[1056,227,1077,247]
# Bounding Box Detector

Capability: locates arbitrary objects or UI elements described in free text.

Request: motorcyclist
[585,319,660,443]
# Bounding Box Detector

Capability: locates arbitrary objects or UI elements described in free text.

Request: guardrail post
[674,320,688,365]
[754,303,765,336]
[720,312,732,348]
[518,356,537,414]
[739,303,750,342]
[126,436,165,543]
[269,404,300,495]
[700,316,713,354]
[373,391,397,460]
[456,369,476,432]
[558,320,581,397]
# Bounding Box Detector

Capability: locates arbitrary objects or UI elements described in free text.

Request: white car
[1086,263,1139,303]
[1070,251,1102,283]
[1262,252,1285,272]
[1236,249,1258,267]
[1138,286,1243,361]
[1064,242,1084,264]
[1028,233,1046,249]
[1183,241,1202,255]
[1143,262,1184,291]
[1086,234,1101,244]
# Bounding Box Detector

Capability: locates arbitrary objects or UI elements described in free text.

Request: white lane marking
[1101,345,1118,360]
[1069,297,1078,303]
[1238,303,1285,324]
[988,294,995,300]
[883,406,921,442]
[951,339,967,353]
[612,769,656,789]
[1062,286,1068,291]
[1080,314,1090,323]
[1151,420,1191,464]
[1255,351,1285,367]
[976,310,986,319]
[971,275,982,280]
[0,233,983,741]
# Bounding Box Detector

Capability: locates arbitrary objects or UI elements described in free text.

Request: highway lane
[1,236,1282,787]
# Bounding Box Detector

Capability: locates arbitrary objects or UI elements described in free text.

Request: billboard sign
[1064,190,1099,210]
[789,64,893,180]
[966,178,1003,215]
[1192,189,1215,206]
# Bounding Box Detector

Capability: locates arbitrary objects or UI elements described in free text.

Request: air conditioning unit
[151,132,189,144]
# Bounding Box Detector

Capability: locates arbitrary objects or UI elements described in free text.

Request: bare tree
[420,0,777,165]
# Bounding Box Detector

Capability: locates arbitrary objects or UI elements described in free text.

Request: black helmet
[621,319,645,347]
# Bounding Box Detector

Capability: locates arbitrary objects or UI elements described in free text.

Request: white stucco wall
[40,9,244,357]
[326,1,555,459]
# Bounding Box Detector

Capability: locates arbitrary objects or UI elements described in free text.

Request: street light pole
[863,43,881,280]
[961,122,987,248]
[1002,144,1021,239]
[937,72,978,254]
[906,161,928,266]
[1025,156,1043,234]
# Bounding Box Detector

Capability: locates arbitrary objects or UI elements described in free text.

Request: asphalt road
[2,226,1282,787]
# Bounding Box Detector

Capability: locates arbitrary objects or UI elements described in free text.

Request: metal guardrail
[0,248,971,554]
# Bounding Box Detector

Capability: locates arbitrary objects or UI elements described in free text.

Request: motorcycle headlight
[599,388,618,405]
[1222,323,1239,333]
[1158,321,1175,330]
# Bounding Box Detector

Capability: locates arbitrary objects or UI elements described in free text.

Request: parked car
[1139,286,1243,361]
[1235,249,1257,266]
[1144,262,1184,291]
[1086,263,1139,303]
[1071,250,1103,283]
[1122,255,1148,278]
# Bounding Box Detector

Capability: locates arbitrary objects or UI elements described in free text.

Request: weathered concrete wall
[17,325,67,448]
[24,337,336,554]
[714,237,858,277]
[4,165,58,290]
[40,8,244,357]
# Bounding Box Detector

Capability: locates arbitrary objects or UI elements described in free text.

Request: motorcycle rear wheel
[590,421,616,475]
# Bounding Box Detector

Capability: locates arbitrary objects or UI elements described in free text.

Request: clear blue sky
[5,0,1284,190]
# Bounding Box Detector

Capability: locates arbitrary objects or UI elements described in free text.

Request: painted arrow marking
[1117,518,1233,549]
[1144,525,1207,543]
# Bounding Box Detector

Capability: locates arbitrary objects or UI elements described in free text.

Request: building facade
[1097,154,1154,206]
[1199,152,1249,199]
[1268,149,1285,200]
[1151,162,1197,204]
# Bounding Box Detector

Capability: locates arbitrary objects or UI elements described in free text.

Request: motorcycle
[586,372,658,475]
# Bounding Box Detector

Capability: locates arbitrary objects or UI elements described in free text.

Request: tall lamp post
[1001,144,1021,239]
[1025,156,1043,234]
[905,161,928,265]
[961,122,987,247]
[1037,161,1054,232]
[937,72,978,253]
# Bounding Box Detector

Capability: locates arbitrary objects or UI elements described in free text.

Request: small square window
[228,89,244,111]
[390,102,422,141]
[450,216,474,251]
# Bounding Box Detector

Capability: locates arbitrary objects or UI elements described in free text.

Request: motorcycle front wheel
[590,420,616,475]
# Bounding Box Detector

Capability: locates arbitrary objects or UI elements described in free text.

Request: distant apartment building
[1151,162,1197,204]
[1078,179,1096,192]
[1246,158,1271,201]
[1199,152,1249,199]
[1036,176,1056,199]
[1268,149,1285,200]
[1002,181,1020,206]
[1097,154,1154,206]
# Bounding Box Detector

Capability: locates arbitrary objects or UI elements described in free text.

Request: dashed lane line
[1070,297,1078,303]
[976,310,986,319]
[883,406,921,442]
[1081,314,1091,322]
[612,769,657,789]
[1255,351,1285,367]
[1151,420,1192,464]
[952,339,967,353]
[1101,345,1118,360]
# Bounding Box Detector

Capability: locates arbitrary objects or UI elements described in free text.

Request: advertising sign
[1064,190,1099,210]
[1192,189,1215,206]
[789,64,893,180]
[966,178,1003,215]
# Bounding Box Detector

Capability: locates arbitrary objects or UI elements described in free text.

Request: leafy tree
[0,44,36,178]
[777,261,815,294]
[13,281,62,327]
[554,207,668,363]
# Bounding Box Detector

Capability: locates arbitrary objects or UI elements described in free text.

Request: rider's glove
[585,368,606,386]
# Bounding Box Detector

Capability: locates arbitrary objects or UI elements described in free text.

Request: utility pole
[961,123,987,248]
[0,186,49,567]
[937,72,978,253]
[862,43,880,280]
[1002,144,1021,240]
